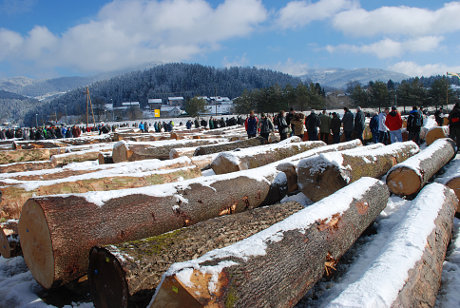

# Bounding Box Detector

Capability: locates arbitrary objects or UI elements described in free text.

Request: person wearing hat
[319,109,331,144]
[385,106,403,143]
[259,112,274,142]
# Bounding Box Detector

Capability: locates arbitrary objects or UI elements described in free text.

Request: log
[98,152,113,164]
[0,220,21,258]
[150,178,389,308]
[0,148,52,164]
[194,136,268,156]
[17,149,317,288]
[169,147,197,159]
[323,183,457,308]
[50,149,111,166]
[0,160,56,173]
[211,139,326,175]
[112,139,226,163]
[425,126,449,145]
[113,132,162,142]
[298,141,419,202]
[88,202,305,308]
[386,138,456,196]
[436,158,460,214]
[2,165,201,219]
[13,140,68,149]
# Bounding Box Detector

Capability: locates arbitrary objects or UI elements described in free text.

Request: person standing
[342,107,354,141]
[277,110,289,141]
[354,106,365,142]
[369,112,379,144]
[286,107,296,136]
[378,107,389,144]
[259,113,274,142]
[331,112,341,144]
[290,112,305,139]
[306,110,321,141]
[245,110,258,138]
[407,106,423,145]
[435,107,444,126]
[385,106,403,143]
[448,103,460,151]
[319,109,331,144]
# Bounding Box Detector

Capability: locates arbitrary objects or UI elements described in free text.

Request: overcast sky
[1,0,460,79]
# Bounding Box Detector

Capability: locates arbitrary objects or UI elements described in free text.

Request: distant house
[160,106,184,117]
[121,101,140,109]
[167,97,184,106]
[147,99,162,110]
[203,97,234,115]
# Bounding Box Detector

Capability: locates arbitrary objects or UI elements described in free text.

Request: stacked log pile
[297,141,419,202]
[193,136,267,156]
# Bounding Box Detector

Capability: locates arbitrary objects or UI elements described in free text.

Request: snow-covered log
[0,220,21,258]
[50,149,112,167]
[298,141,419,202]
[193,136,268,156]
[436,158,460,214]
[425,126,450,146]
[0,160,56,173]
[323,183,457,308]
[88,202,305,308]
[1,165,201,219]
[386,138,456,196]
[0,148,53,165]
[169,147,197,159]
[211,139,326,175]
[150,178,389,308]
[112,139,226,163]
[13,140,68,149]
[97,152,113,164]
[113,132,162,142]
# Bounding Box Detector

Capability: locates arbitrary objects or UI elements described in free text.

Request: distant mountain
[0,76,36,93]
[0,90,41,125]
[300,68,409,89]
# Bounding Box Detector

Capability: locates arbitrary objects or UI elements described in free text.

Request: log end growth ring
[88,247,129,308]
[18,200,54,288]
[386,167,421,196]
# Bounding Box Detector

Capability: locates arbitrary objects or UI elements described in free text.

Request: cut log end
[386,167,422,196]
[0,221,21,258]
[88,247,129,308]
[17,200,55,289]
[446,177,460,213]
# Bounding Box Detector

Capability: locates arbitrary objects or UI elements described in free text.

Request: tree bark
[50,149,111,167]
[98,152,113,164]
[323,183,457,308]
[88,202,305,308]
[112,139,225,163]
[211,140,326,175]
[194,136,267,156]
[13,140,68,149]
[113,132,162,142]
[150,178,389,308]
[298,142,419,202]
[0,160,56,173]
[436,158,460,214]
[386,138,456,196]
[169,147,197,159]
[0,148,52,164]
[0,220,21,258]
[425,126,449,146]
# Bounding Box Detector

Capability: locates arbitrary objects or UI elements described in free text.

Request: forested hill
[0,90,41,125]
[22,63,301,125]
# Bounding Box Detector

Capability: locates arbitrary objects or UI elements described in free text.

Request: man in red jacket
[385,106,403,143]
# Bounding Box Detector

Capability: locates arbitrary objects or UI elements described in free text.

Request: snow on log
[113,132,162,142]
[112,139,226,163]
[193,136,268,156]
[0,148,53,164]
[323,183,458,308]
[13,140,68,149]
[98,152,113,164]
[0,219,21,258]
[436,158,460,213]
[425,126,450,146]
[0,160,56,173]
[88,202,305,308]
[298,141,419,202]
[169,147,197,159]
[150,178,389,308]
[386,138,456,196]
[211,139,326,175]
[1,164,200,219]
[50,149,112,167]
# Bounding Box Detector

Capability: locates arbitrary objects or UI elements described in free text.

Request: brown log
[113,132,162,142]
[112,139,225,163]
[211,140,326,175]
[13,140,68,149]
[0,148,52,164]
[324,183,457,307]
[169,147,197,159]
[425,126,449,145]
[194,136,267,156]
[97,152,113,164]
[150,178,389,308]
[298,141,419,202]
[0,160,56,173]
[88,202,305,308]
[50,149,111,166]
[2,165,201,219]
[436,158,460,214]
[0,220,21,258]
[386,138,456,196]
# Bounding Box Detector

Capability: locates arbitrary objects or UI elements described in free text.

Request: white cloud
[326,36,443,59]
[389,61,460,77]
[276,0,356,29]
[0,0,268,75]
[0,0,37,15]
[333,2,460,37]
[261,59,310,76]
[223,54,250,68]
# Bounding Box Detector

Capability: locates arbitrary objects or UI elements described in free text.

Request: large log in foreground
[211,139,326,175]
[425,126,449,146]
[112,139,226,162]
[194,136,268,156]
[323,183,457,308]
[88,202,305,308]
[298,141,419,202]
[150,178,389,308]
[436,158,460,214]
[386,138,456,196]
[0,220,21,258]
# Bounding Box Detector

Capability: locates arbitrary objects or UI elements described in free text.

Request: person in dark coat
[331,112,341,144]
[354,106,365,142]
[369,113,379,143]
[259,113,274,142]
[407,106,423,145]
[286,107,296,136]
[342,107,354,141]
[448,103,460,151]
[245,110,258,138]
[434,107,444,126]
[305,110,321,141]
[277,110,289,141]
